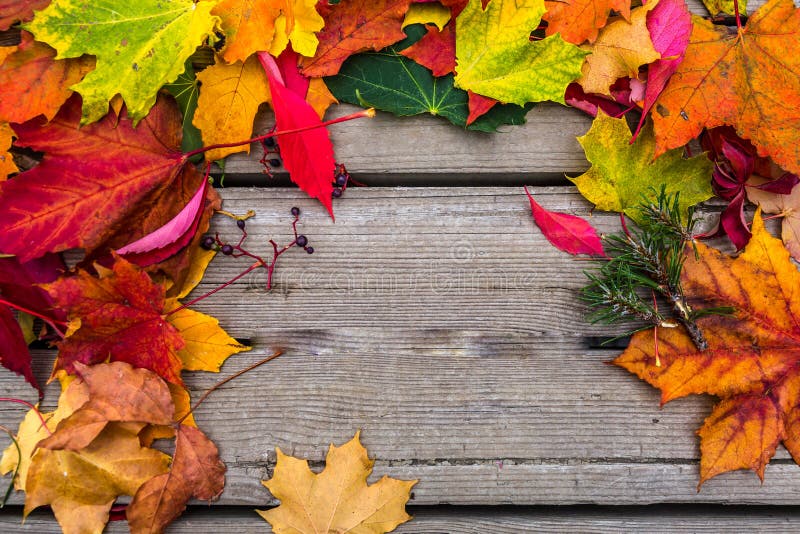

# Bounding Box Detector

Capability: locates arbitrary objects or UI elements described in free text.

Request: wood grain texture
[4,506,800,533]
[2,188,798,507]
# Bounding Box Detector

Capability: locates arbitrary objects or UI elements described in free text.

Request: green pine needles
[582,188,721,351]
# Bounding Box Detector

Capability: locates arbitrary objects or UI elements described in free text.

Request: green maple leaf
[454,0,587,105]
[570,112,714,222]
[25,0,219,124]
[325,26,532,133]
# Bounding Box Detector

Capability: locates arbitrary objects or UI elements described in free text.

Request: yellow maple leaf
[0,122,17,180]
[192,54,271,162]
[213,0,282,64]
[268,0,325,58]
[24,423,170,533]
[258,432,417,534]
[402,2,451,31]
[577,1,660,96]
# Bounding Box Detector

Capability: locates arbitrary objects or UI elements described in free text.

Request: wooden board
[5,506,800,533]
[2,188,799,510]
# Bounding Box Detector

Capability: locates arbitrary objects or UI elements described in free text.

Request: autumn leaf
[213,0,281,64]
[300,0,413,77]
[633,0,692,139]
[399,22,456,76]
[747,175,800,261]
[269,0,326,58]
[38,362,175,452]
[193,54,271,162]
[0,94,190,263]
[403,1,452,30]
[525,187,605,256]
[128,425,225,533]
[0,0,49,30]
[577,1,660,96]
[0,374,89,492]
[652,0,800,175]
[44,256,186,384]
[24,423,170,533]
[453,0,587,105]
[0,31,94,124]
[615,212,800,485]
[260,52,336,217]
[0,306,36,394]
[164,60,204,155]
[258,432,416,533]
[0,122,16,180]
[543,0,630,45]
[570,112,713,222]
[25,0,220,123]
[701,0,746,17]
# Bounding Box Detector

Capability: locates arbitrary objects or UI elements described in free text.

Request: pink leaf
[633,0,691,139]
[525,186,605,257]
[259,52,336,218]
[115,178,209,266]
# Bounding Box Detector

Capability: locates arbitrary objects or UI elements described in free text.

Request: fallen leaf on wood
[524,186,605,257]
[258,432,416,534]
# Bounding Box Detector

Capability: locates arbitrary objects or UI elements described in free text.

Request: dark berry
[200,236,216,250]
[236,219,246,230]
[221,244,234,255]
[263,137,276,148]
[296,235,308,247]
[269,158,281,167]
[335,174,347,186]
[291,206,300,217]
[305,246,314,254]
[332,188,343,198]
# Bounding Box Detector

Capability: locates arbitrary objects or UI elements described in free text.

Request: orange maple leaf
[544,0,632,45]
[300,0,413,77]
[652,0,800,175]
[615,212,800,485]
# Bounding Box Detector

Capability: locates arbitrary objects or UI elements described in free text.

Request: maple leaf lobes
[454,0,588,106]
[652,0,800,175]
[543,0,632,44]
[615,213,800,484]
[258,432,416,533]
[25,0,220,124]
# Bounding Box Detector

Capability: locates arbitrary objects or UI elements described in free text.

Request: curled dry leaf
[615,213,800,485]
[258,432,417,534]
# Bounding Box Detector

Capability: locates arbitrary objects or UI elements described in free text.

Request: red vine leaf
[0,305,37,395]
[525,186,605,257]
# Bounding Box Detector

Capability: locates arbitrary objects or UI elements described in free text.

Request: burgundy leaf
[752,172,800,194]
[0,305,39,396]
[525,186,605,257]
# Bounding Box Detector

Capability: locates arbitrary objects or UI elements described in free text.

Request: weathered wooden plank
[5,506,800,533]
[1,188,796,506]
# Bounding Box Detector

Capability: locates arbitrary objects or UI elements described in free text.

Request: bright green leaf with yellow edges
[454,0,587,105]
[25,0,220,124]
[570,112,714,223]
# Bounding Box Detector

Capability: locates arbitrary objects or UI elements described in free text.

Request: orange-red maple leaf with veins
[44,256,186,386]
[615,213,800,485]
[300,0,413,77]
[652,0,800,175]
[544,0,632,45]
[0,0,49,31]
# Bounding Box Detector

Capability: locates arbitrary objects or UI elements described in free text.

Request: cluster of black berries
[260,137,281,170]
[332,163,350,198]
[290,206,314,254]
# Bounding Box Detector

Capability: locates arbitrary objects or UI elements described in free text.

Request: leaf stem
[733,0,743,31]
[0,297,66,339]
[0,398,52,436]
[181,109,375,161]
[177,350,282,424]
[166,261,264,316]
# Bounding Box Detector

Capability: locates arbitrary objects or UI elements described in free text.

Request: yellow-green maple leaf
[25,0,220,124]
[570,112,713,222]
[454,0,587,105]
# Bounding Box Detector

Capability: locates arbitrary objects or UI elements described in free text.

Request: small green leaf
[165,59,203,157]
[26,0,220,124]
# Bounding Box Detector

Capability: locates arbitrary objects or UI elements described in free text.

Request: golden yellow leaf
[165,298,250,372]
[173,247,217,300]
[258,432,417,534]
[268,0,325,57]
[0,122,17,180]
[24,423,170,534]
[306,77,338,118]
[402,2,451,31]
[0,374,89,491]
[192,54,271,162]
[577,2,660,95]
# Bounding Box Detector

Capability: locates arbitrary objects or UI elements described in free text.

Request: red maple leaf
[44,256,185,385]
